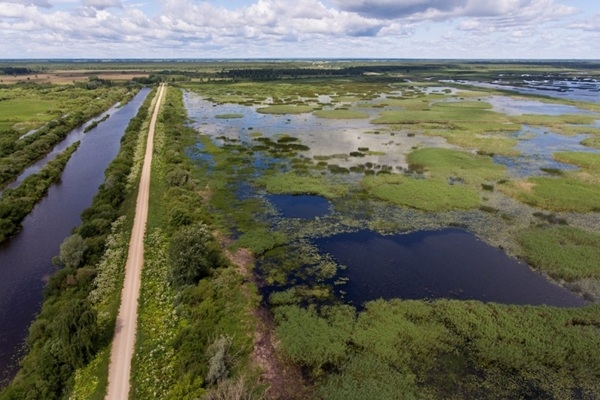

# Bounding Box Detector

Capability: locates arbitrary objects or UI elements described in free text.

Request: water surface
[268,194,331,219]
[493,126,600,177]
[315,228,585,308]
[0,88,150,385]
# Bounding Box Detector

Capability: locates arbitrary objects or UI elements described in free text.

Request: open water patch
[487,96,594,116]
[493,126,600,177]
[268,194,331,219]
[314,228,585,308]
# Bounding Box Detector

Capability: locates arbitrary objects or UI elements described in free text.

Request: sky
[1,0,599,59]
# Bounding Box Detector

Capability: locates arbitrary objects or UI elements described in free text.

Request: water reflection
[315,229,586,308]
[493,126,600,177]
[0,88,150,385]
[268,195,331,219]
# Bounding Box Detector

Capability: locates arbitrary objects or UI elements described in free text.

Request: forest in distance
[0,60,600,399]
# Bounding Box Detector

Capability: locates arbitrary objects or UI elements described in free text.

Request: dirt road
[105,83,166,400]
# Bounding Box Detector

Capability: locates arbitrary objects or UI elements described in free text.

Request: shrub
[168,223,225,287]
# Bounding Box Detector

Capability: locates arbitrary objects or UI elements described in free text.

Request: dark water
[0,87,150,385]
[268,195,331,219]
[315,228,586,308]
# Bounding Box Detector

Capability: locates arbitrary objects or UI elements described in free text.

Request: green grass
[518,226,600,281]
[406,148,506,185]
[553,151,600,171]
[273,300,600,399]
[260,172,349,199]
[508,114,597,134]
[500,176,600,212]
[257,105,314,115]
[362,174,481,211]
[581,135,600,149]
[216,113,244,119]
[370,100,521,155]
[313,109,369,119]
[0,97,59,131]
[371,101,494,124]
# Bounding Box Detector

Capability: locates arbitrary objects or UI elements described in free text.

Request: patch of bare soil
[224,245,312,400]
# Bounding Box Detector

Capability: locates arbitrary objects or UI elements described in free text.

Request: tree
[168,223,224,287]
[59,234,87,268]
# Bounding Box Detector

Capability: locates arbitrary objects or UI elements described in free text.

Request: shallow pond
[493,125,600,177]
[314,228,585,308]
[183,91,453,171]
[267,194,331,219]
[487,96,595,116]
[447,79,600,103]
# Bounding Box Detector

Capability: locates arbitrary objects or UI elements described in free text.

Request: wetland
[1,61,600,399]
[179,70,600,397]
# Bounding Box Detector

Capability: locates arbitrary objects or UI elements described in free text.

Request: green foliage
[274,305,355,373]
[406,147,506,185]
[169,223,225,287]
[318,354,417,400]
[260,172,349,199]
[364,175,481,211]
[553,151,600,172]
[234,227,287,255]
[0,85,134,189]
[501,176,600,212]
[206,334,234,385]
[0,88,155,399]
[273,300,600,399]
[0,141,78,243]
[131,230,180,400]
[215,113,244,119]
[518,226,600,280]
[59,234,87,269]
[131,86,261,398]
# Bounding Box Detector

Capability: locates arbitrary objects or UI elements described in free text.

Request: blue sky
[1,0,599,59]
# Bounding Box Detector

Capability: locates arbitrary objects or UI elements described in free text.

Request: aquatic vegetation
[518,226,600,280]
[260,172,350,199]
[215,113,244,119]
[362,175,481,211]
[406,148,506,185]
[553,151,600,171]
[508,113,597,134]
[257,105,314,115]
[273,300,600,399]
[313,109,369,119]
[500,176,600,212]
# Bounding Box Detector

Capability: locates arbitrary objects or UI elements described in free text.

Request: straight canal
[0,87,150,385]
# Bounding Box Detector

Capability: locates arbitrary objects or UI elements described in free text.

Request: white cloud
[0,0,596,58]
[331,0,577,23]
[569,13,600,31]
[1,0,53,8]
[81,0,122,10]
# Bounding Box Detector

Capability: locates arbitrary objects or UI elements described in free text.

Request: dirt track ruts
[105,83,166,400]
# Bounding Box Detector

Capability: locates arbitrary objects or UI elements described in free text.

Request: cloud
[569,13,600,31]
[81,0,122,10]
[1,0,53,8]
[330,0,463,19]
[331,0,577,23]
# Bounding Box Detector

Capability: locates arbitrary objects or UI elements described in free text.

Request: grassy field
[518,226,600,281]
